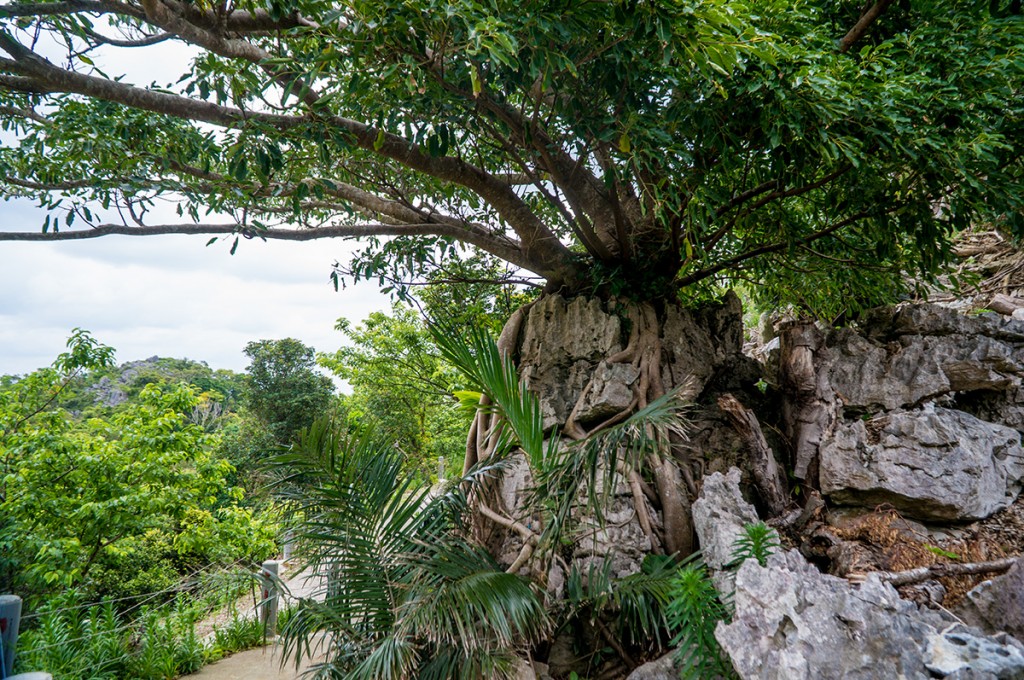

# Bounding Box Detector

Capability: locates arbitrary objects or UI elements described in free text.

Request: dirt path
[186,565,327,680]
[184,641,322,680]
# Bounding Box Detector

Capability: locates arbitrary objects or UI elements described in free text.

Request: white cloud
[0,218,391,376]
[0,40,397,377]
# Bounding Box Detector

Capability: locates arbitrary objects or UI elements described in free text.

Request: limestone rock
[820,406,1024,521]
[512,658,537,680]
[692,468,760,593]
[954,558,1024,640]
[519,296,622,431]
[518,293,745,432]
[574,361,641,424]
[573,482,654,579]
[716,550,1024,680]
[624,651,678,680]
[826,330,1021,412]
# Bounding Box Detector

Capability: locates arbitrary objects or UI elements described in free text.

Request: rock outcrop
[954,557,1024,641]
[778,303,1024,522]
[691,468,761,592]
[820,406,1024,521]
[717,550,1024,680]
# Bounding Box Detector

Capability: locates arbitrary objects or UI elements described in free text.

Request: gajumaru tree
[1,0,1022,669]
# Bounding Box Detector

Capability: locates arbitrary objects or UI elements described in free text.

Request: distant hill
[55,356,247,417]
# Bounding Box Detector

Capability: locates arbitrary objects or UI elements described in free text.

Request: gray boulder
[827,330,1022,412]
[955,558,1024,641]
[820,406,1024,521]
[624,651,678,680]
[716,550,1024,680]
[692,468,761,593]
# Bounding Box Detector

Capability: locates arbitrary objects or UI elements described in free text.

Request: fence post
[438,455,446,484]
[259,560,280,638]
[282,531,295,563]
[0,595,22,678]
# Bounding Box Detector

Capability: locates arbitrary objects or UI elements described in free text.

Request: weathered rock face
[692,469,761,593]
[955,557,1024,641]
[623,651,678,680]
[518,294,746,432]
[820,406,1024,521]
[717,550,1024,680]
[780,303,1024,522]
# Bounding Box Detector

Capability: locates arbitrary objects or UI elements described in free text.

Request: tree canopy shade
[0,1,1021,312]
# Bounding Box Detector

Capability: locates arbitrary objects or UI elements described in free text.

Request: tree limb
[838,0,896,53]
[0,35,578,281]
[0,222,531,267]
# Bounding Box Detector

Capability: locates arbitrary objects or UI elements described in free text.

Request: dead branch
[849,556,1019,587]
[718,393,788,516]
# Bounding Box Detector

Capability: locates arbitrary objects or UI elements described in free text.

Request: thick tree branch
[838,0,896,53]
[0,35,577,281]
[0,0,308,33]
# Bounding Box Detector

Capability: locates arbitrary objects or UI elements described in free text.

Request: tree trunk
[463,292,777,674]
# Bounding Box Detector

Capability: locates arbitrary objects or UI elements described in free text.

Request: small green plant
[729,522,781,568]
[925,544,961,561]
[666,523,780,679]
[208,610,268,660]
[665,560,736,680]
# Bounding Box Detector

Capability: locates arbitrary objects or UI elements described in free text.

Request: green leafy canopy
[0,1,1020,315]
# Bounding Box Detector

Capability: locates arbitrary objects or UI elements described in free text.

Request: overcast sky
[0,33,396,376]
[0,196,391,376]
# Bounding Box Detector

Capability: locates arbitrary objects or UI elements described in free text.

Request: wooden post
[259,560,280,638]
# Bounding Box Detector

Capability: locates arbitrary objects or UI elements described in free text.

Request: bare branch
[81,26,173,48]
[0,0,308,33]
[706,164,853,251]
[0,104,46,123]
[0,221,537,269]
[851,556,1018,587]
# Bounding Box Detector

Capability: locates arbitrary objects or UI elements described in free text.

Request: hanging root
[478,501,541,574]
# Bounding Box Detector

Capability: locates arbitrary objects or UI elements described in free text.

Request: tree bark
[717,393,788,517]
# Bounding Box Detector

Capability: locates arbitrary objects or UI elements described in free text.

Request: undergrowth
[14,575,280,679]
[666,522,780,680]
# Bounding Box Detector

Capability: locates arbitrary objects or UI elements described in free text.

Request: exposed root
[478,501,541,574]
[462,415,479,476]
[628,469,663,554]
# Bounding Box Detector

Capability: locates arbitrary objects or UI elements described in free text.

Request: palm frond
[399,538,550,652]
[531,387,692,555]
[431,324,546,466]
[274,418,548,679]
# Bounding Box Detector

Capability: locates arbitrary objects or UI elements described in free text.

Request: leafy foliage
[243,338,336,444]
[0,332,277,601]
[318,305,467,481]
[2,2,1020,314]
[666,560,736,680]
[273,420,549,679]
